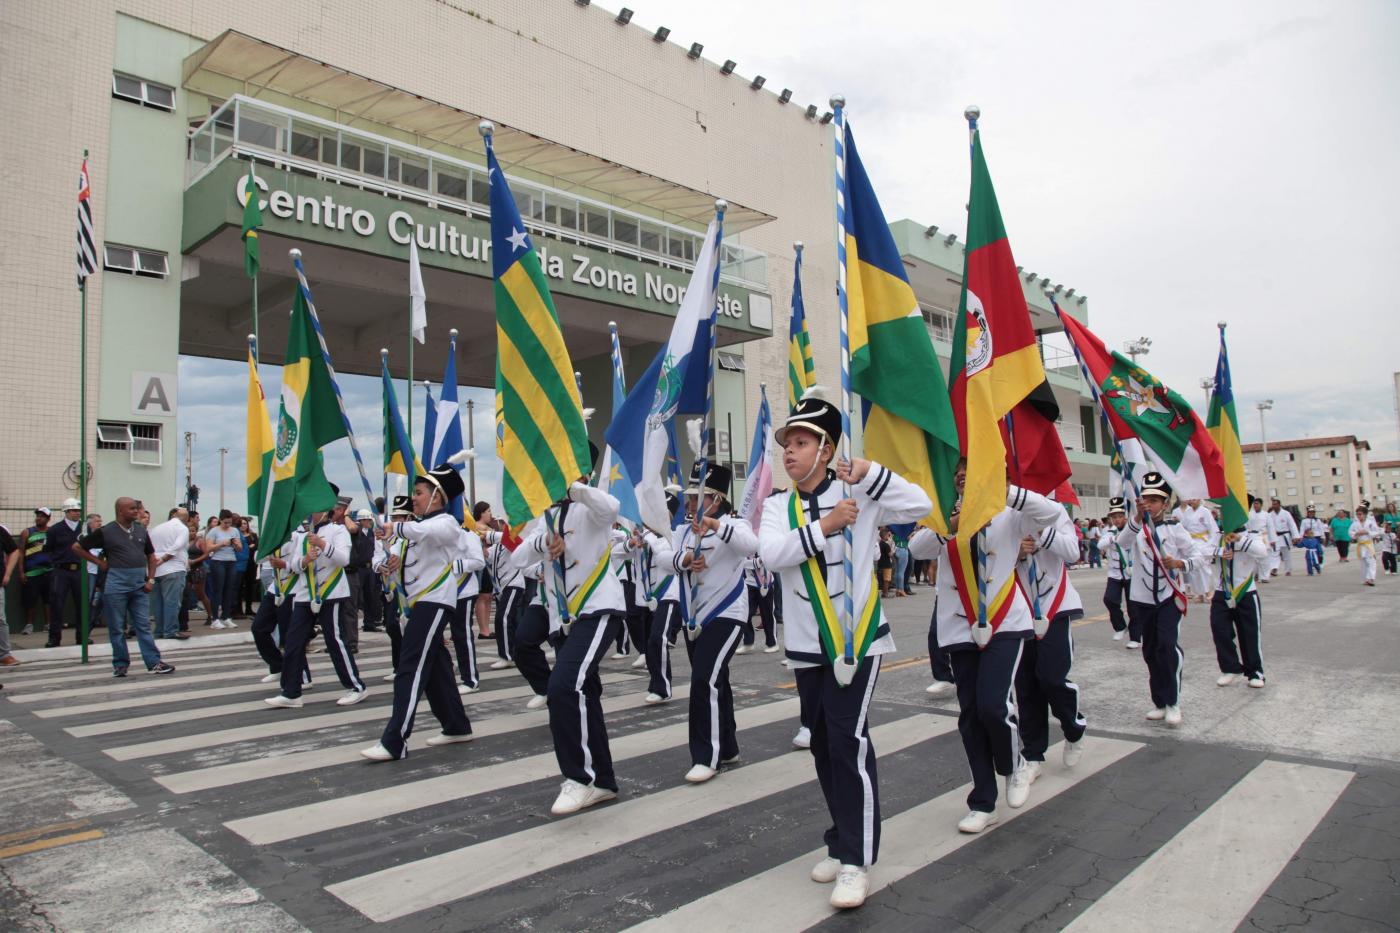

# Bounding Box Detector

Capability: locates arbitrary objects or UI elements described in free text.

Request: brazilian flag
[486,137,590,526]
[381,358,423,481]
[241,163,261,279]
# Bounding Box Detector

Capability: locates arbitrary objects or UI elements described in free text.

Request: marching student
[449,520,486,694]
[361,465,473,760]
[251,538,309,688]
[741,554,779,654]
[1351,506,1382,586]
[372,495,414,678]
[1267,499,1300,577]
[510,445,628,816]
[1381,524,1397,576]
[1245,498,1275,583]
[1112,473,1207,727]
[923,597,956,700]
[1102,498,1142,648]
[908,462,1062,835]
[1015,501,1088,779]
[484,520,523,671]
[510,550,553,710]
[674,461,758,784]
[612,526,650,667]
[1209,519,1269,689]
[760,390,931,910]
[638,494,684,704]
[1299,504,1329,574]
[1172,498,1219,601]
[265,496,368,709]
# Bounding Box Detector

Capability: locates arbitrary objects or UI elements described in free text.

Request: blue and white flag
[605,212,724,534]
[421,380,438,467]
[598,323,642,525]
[737,387,774,532]
[430,335,467,520]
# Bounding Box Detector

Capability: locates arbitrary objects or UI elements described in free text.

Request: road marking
[1072,612,1110,628]
[229,695,795,845]
[0,819,92,847]
[777,653,930,689]
[627,735,1143,932]
[158,685,696,794]
[103,673,634,761]
[1062,759,1352,932]
[0,829,105,860]
[327,713,951,923]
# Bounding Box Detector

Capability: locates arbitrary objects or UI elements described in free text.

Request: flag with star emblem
[597,323,641,525]
[1059,310,1226,499]
[487,136,590,527]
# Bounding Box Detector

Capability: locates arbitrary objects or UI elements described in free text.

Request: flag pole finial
[478,120,494,138]
[1217,320,1228,332]
[793,240,803,252]
[714,198,727,215]
[380,348,389,361]
[829,94,845,109]
[607,320,617,328]
[289,248,302,260]
[449,328,459,339]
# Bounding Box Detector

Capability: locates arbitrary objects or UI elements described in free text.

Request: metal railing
[186,95,769,290]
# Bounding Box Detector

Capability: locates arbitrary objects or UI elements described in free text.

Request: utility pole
[1199,377,1214,412]
[1256,400,1274,498]
[218,446,230,511]
[465,397,477,505]
[184,432,196,506]
[1124,337,1152,365]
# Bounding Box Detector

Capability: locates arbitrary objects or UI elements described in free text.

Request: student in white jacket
[1208,513,1270,689]
[1351,506,1382,585]
[759,390,930,911]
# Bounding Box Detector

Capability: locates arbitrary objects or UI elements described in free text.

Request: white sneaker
[1024,760,1043,785]
[458,684,479,695]
[631,654,648,669]
[684,764,718,783]
[925,681,955,699]
[1217,673,1237,687]
[21,625,33,636]
[1126,640,1141,649]
[1063,738,1084,768]
[382,673,396,682]
[810,856,841,883]
[610,652,627,660]
[1112,630,1125,641]
[425,731,474,747]
[1165,705,1183,727]
[264,694,303,709]
[489,659,513,670]
[763,645,780,654]
[336,688,370,706]
[360,742,396,762]
[792,726,812,750]
[1146,707,1166,721]
[1248,677,1266,689]
[260,672,280,684]
[1006,766,1032,808]
[829,865,869,909]
[209,619,225,629]
[957,809,998,834]
[644,692,669,705]
[526,694,548,710]
[550,779,616,815]
[733,645,752,655]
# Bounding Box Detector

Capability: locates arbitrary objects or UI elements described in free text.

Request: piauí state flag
[241,164,261,279]
[948,124,1047,537]
[487,136,590,527]
[1207,326,1249,531]
[245,347,274,521]
[381,359,424,480]
[598,325,642,525]
[1059,310,1227,500]
[256,279,347,559]
[788,248,816,411]
[843,122,960,534]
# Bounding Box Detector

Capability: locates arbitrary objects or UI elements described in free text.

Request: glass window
[583,207,610,239]
[96,422,131,450]
[1285,470,1296,479]
[1309,451,1320,459]
[319,135,339,166]
[135,250,168,277]
[400,158,429,191]
[339,140,362,172]
[513,186,542,222]
[237,114,279,150]
[129,424,162,466]
[435,167,468,200]
[548,197,578,231]
[145,83,175,110]
[612,216,639,246]
[362,145,386,178]
[1311,469,1321,477]
[103,245,136,272]
[640,222,664,255]
[469,172,491,206]
[290,128,319,160]
[112,74,143,102]
[666,231,696,262]
[1286,487,1297,496]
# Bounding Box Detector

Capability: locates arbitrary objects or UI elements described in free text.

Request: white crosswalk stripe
[325,713,953,923]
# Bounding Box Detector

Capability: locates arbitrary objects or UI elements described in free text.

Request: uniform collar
[798,470,836,500]
[421,508,448,520]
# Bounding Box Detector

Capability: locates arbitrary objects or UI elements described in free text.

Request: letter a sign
[131,371,176,417]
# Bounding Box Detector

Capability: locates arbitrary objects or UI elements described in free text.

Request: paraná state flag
[256,280,347,558]
[1058,310,1226,500]
[949,125,1047,536]
[241,164,261,279]
[245,347,275,521]
[787,248,816,411]
[842,122,960,534]
[487,136,590,527]
[1207,326,1249,531]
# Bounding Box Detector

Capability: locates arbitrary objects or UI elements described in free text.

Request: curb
[11,631,255,663]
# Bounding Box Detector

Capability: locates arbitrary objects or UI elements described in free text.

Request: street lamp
[1199,377,1214,412]
[1125,337,1152,363]
[1257,399,1274,497]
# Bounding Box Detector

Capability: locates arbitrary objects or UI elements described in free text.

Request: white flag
[409,240,427,344]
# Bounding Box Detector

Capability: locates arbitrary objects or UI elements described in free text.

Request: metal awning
[182,30,774,233]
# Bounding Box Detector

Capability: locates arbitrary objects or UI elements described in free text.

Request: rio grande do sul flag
[1059,310,1226,500]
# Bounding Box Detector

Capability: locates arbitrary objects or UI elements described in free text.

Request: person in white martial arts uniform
[1267,499,1300,577]
[1172,499,1219,601]
[1245,498,1275,583]
[1350,506,1382,586]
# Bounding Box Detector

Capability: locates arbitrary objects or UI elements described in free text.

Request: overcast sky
[178,0,1400,514]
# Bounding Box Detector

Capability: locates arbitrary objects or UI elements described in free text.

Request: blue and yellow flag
[1207,325,1249,531]
[844,123,960,533]
[381,358,423,481]
[788,246,816,410]
[487,134,590,526]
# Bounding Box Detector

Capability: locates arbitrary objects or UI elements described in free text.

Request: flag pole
[78,149,92,665]
[407,314,414,482]
[250,161,260,364]
[829,95,859,681]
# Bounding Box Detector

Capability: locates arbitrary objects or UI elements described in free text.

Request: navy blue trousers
[451,596,480,688]
[1016,612,1086,761]
[646,600,681,697]
[1132,599,1184,708]
[282,599,363,700]
[547,614,622,790]
[688,617,744,768]
[379,601,470,759]
[950,636,1027,813]
[1210,590,1264,681]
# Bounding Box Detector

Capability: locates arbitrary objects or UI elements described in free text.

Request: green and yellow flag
[486,137,590,527]
[381,357,424,479]
[241,164,261,279]
[245,346,275,522]
[788,246,816,410]
[256,279,346,558]
[1207,324,1249,531]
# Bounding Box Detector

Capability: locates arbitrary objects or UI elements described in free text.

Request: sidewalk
[6,609,255,664]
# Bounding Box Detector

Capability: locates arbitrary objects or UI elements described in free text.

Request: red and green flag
[1207,325,1249,530]
[948,124,1048,536]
